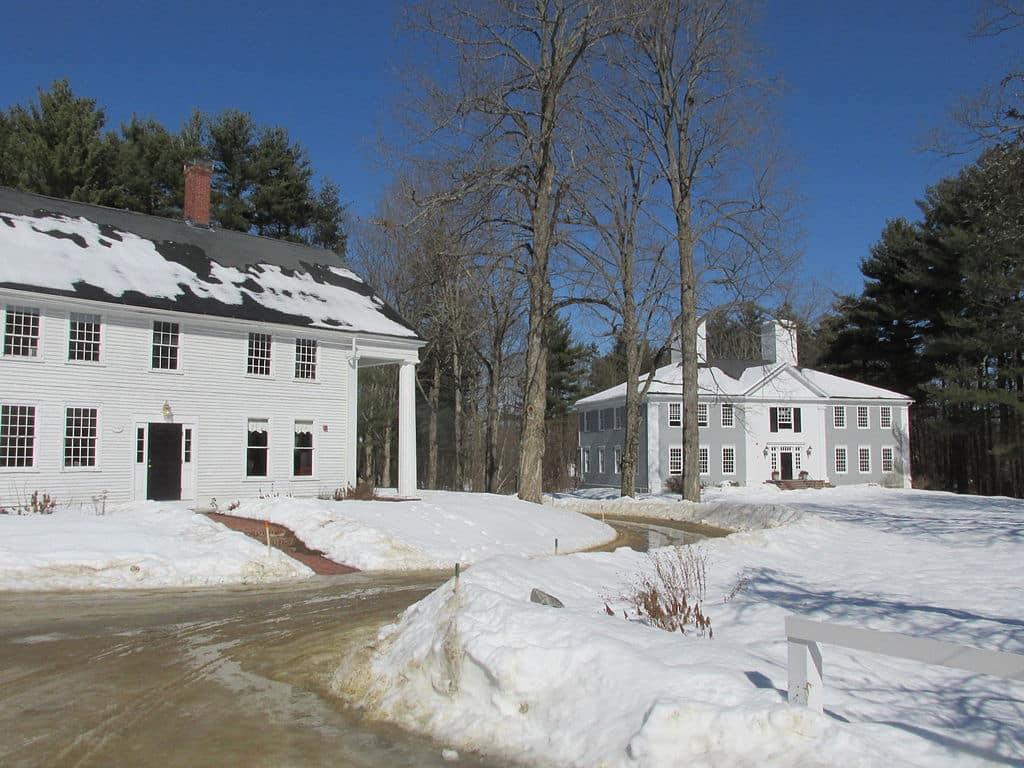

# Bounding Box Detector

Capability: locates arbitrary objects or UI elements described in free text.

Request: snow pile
[230,492,616,571]
[341,487,1024,766]
[0,503,311,590]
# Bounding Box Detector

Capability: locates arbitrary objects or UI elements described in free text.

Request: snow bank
[342,486,1024,766]
[229,491,616,571]
[0,503,311,590]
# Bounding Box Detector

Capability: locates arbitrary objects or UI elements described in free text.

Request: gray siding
[577,404,649,491]
[824,403,909,486]
[657,401,746,490]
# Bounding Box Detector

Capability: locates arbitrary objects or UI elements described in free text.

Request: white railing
[786,614,1024,712]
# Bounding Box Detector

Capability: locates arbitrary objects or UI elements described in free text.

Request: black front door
[147,423,182,501]
[780,451,794,481]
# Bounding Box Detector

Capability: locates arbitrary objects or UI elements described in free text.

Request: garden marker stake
[555,538,559,555]
[265,521,271,553]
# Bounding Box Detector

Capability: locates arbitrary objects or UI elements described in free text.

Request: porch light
[161,401,172,418]
[806,446,812,457]
[763,446,769,458]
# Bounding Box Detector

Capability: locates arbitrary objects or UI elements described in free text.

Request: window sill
[149,368,185,376]
[244,374,275,381]
[65,360,106,368]
[1,354,43,363]
[0,467,39,474]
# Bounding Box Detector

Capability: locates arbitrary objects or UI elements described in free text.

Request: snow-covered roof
[0,187,419,340]
[575,360,910,407]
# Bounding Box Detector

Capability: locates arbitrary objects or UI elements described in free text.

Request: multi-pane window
[295,338,317,379]
[857,406,869,429]
[293,421,313,476]
[697,402,708,427]
[613,446,622,474]
[699,446,709,475]
[582,447,590,473]
[152,321,180,369]
[4,306,40,357]
[722,446,736,475]
[669,446,682,475]
[880,406,892,429]
[599,409,611,431]
[776,407,793,429]
[835,446,848,473]
[721,403,734,427]
[584,411,598,432]
[68,313,101,361]
[247,333,272,376]
[64,407,98,467]
[858,447,871,473]
[184,428,193,463]
[136,427,145,463]
[0,405,35,467]
[668,403,681,426]
[614,407,624,431]
[833,406,846,428]
[597,446,606,474]
[246,419,269,476]
[881,446,895,473]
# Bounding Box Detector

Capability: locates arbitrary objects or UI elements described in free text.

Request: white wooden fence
[786,614,1024,712]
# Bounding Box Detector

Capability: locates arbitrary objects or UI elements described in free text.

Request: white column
[646,402,661,493]
[397,361,418,496]
[346,354,359,489]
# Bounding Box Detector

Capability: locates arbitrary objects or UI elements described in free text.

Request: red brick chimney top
[183,159,213,226]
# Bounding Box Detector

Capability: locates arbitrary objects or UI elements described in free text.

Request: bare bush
[0,490,57,515]
[628,545,713,637]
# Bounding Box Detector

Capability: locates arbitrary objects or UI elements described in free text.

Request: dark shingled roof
[0,186,421,340]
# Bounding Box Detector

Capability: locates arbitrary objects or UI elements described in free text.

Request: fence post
[788,638,824,712]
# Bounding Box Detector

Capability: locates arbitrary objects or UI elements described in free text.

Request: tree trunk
[453,340,464,490]
[485,357,500,493]
[427,356,440,489]
[382,422,392,488]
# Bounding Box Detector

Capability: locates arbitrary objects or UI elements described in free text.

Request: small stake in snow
[264,521,271,553]
[454,563,460,592]
[554,537,559,555]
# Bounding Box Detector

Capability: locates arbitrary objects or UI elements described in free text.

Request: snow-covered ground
[228,491,616,570]
[338,485,1024,767]
[0,503,311,590]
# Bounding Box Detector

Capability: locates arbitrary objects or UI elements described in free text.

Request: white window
[881,446,894,473]
[858,447,871,473]
[597,446,606,473]
[697,402,708,427]
[64,407,98,467]
[721,403,734,427]
[833,405,846,428]
[776,406,793,429]
[136,427,145,464]
[699,446,709,475]
[4,306,40,357]
[613,446,622,474]
[880,406,892,429]
[669,446,682,475]
[68,313,101,362]
[599,409,611,431]
[152,321,179,370]
[293,420,313,476]
[247,333,272,376]
[721,446,736,475]
[668,402,681,427]
[835,446,848,474]
[246,418,269,477]
[294,338,317,379]
[614,407,623,431]
[857,406,869,429]
[582,447,590,473]
[184,428,193,464]
[0,404,35,467]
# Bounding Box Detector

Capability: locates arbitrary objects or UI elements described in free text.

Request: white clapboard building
[0,164,423,507]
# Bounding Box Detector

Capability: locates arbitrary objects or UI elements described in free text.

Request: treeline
[0,79,347,253]
[818,140,1024,496]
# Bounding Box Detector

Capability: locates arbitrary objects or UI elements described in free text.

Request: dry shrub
[664,474,685,494]
[628,545,713,638]
[0,490,57,515]
[338,481,377,501]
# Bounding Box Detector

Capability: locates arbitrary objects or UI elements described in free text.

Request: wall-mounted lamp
[763,446,769,458]
[806,446,812,457]
[161,401,172,419]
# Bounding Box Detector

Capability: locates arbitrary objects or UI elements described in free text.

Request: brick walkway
[204,512,358,575]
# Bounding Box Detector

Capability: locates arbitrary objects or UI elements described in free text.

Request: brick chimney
[183,159,213,226]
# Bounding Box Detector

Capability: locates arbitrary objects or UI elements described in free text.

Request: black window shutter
[794,407,802,433]
[770,407,778,433]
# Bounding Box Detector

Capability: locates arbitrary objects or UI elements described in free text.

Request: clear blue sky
[1,1,1016,300]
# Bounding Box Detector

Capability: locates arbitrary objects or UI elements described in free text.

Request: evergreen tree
[308,179,349,256]
[207,109,257,231]
[545,312,592,418]
[106,116,183,216]
[250,125,315,241]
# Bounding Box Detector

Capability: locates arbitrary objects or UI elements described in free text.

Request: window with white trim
[151,321,179,370]
[136,427,146,463]
[293,421,313,476]
[294,338,317,379]
[721,446,736,475]
[613,446,622,474]
[698,446,709,475]
[582,447,590,473]
[584,411,597,432]
[4,306,40,357]
[599,409,611,431]
[247,333,272,376]
[880,406,892,429]
[776,406,793,429]
[697,402,708,427]
[246,419,269,476]
[835,446,848,474]
[668,403,681,426]
[0,404,35,467]
[881,446,894,473]
[614,407,624,431]
[858,447,871,473]
[669,446,682,475]
[833,405,846,428]
[597,446,606,474]
[721,403,734,427]
[68,313,101,361]
[64,407,98,467]
[857,406,869,429]
[184,428,193,464]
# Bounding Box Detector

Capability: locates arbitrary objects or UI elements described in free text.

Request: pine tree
[545,312,593,418]
[207,109,256,231]
[107,116,184,216]
[308,179,348,256]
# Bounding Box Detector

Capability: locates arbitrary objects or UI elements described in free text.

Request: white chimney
[761,319,798,367]
[670,316,707,365]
